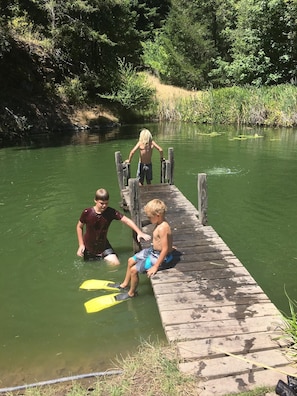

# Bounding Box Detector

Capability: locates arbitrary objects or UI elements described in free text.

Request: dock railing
[115,149,208,249]
[115,147,175,191]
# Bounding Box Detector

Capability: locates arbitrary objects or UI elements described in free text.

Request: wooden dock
[115,153,297,395]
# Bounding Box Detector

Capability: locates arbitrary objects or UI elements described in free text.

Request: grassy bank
[3,340,277,396]
[151,78,297,128]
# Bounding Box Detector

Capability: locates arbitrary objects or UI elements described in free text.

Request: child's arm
[120,215,151,242]
[76,221,85,257]
[125,142,140,163]
[152,140,164,160]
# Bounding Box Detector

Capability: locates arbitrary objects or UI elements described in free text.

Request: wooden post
[168,147,174,185]
[122,162,130,187]
[128,178,142,252]
[198,173,208,226]
[115,151,124,191]
[160,159,166,183]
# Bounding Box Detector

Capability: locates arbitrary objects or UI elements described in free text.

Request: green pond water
[1,122,297,388]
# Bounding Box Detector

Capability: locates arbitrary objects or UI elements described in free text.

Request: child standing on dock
[126,128,164,185]
[76,188,151,264]
[114,199,173,299]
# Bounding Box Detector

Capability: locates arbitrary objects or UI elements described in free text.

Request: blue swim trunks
[133,247,173,274]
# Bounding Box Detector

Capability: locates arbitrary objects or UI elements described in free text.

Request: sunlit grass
[155,84,297,127]
[281,290,297,360]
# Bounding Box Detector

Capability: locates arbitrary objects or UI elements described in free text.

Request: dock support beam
[198,173,208,225]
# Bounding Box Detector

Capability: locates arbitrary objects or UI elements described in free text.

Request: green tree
[159,0,216,89]
[130,0,170,40]
[211,0,297,86]
[51,0,141,94]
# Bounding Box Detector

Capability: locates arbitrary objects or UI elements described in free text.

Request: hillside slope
[0,38,194,144]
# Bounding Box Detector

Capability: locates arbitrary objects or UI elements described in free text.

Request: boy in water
[126,128,164,185]
[76,188,151,264]
[114,199,173,299]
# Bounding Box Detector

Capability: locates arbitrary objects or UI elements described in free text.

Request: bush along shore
[156,84,297,127]
[2,63,297,145]
[2,75,297,146]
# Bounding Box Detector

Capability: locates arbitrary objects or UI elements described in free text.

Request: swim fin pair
[79,279,130,313]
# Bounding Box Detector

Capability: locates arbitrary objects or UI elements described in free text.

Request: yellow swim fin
[84,293,128,313]
[79,279,122,291]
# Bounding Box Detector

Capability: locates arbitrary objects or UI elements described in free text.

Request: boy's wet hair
[95,188,109,201]
[144,199,167,216]
[139,128,152,145]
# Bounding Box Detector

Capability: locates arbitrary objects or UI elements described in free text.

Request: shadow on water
[1,122,297,387]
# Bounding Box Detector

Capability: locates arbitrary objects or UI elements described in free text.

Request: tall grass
[156,85,297,127]
[281,290,297,360]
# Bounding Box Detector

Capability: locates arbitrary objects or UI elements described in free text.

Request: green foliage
[56,77,87,105]
[158,0,216,89]
[210,0,297,86]
[141,33,169,77]
[131,0,170,41]
[156,84,297,127]
[1,0,297,131]
[99,60,156,114]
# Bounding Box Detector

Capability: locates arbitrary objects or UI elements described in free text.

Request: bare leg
[104,253,120,265]
[120,257,135,288]
[128,265,139,297]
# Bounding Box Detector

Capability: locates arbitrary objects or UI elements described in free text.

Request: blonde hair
[144,199,167,217]
[139,128,152,146]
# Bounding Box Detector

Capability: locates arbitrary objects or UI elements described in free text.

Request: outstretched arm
[120,215,151,242]
[126,142,140,163]
[152,140,164,160]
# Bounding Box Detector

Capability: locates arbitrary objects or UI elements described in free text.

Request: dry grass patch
[146,75,198,102]
[70,105,119,127]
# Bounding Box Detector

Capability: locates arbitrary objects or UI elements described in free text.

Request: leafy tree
[130,0,170,40]
[99,59,156,120]
[51,0,142,94]
[156,0,216,89]
[211,0,297,86]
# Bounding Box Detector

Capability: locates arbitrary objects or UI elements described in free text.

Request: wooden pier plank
[121,183,296,394]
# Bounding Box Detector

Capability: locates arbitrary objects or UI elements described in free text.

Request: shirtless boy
[126,128,164,185]
[114,199,173,299]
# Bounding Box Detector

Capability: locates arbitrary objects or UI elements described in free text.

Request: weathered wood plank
[164,316,284,342]
[177,332,287,360]
[154,290,270,311]
[152,265,254,282]
[179,349,294,378]
[199,370,290,396]
[159,302,280,326]
[152,277,258,296]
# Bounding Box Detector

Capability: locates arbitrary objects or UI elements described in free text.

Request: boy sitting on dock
[114,198,173,299]
[126,128,164,185]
